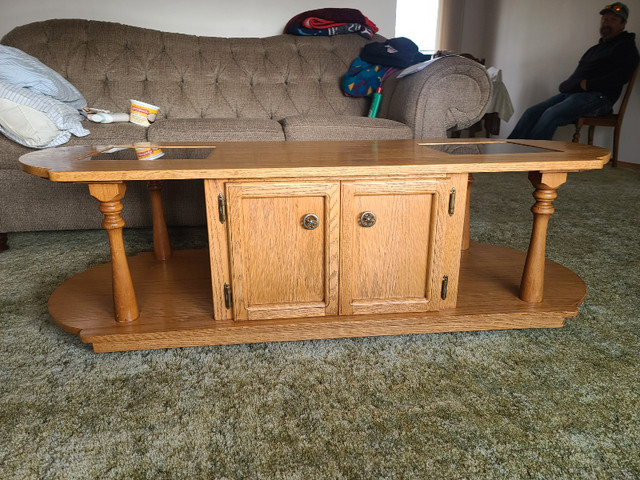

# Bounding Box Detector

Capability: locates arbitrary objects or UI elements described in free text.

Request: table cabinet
[225,181,340,321]
[209,174,468,322]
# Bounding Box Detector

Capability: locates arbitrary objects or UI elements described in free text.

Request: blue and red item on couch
[341,57,397,98]
[360,37,431,68]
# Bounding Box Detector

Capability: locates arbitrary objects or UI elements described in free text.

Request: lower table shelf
[48,242,587,353]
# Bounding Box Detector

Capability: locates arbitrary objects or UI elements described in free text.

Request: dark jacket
[360,37,430,68]
[559,31,639,103]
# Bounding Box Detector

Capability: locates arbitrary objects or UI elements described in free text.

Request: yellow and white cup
[129,99,159,127]
[134,142,164,160]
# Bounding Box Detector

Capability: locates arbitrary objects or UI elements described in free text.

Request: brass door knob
[359,211,377,227]
[302,213,320,230]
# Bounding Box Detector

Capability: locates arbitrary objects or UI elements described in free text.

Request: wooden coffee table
[20,139,609,352]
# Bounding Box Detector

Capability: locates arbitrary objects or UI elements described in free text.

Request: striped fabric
[0,80,89,148]
[0,45,86,109]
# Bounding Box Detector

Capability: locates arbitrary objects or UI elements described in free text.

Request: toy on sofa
[87,111,130,123]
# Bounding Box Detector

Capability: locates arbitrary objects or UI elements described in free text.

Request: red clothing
[284,8,378,35]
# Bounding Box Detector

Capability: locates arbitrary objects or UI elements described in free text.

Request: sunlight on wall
[395,0,439,52]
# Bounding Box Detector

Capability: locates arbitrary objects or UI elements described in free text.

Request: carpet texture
[1,166,639,479]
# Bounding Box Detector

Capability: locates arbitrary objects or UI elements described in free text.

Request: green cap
[600,3,629,21]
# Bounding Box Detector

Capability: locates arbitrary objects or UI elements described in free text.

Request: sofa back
[2,19,376,120]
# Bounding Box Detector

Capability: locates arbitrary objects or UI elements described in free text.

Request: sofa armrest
[379,55,492,139]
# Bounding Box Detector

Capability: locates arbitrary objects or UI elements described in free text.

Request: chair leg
[0,232,7,252]
[587,125,595,145]
[572,125,582,143]
[612,126,620,167]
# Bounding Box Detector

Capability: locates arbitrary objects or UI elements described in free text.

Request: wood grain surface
[47,243,586,352]
[20,140,610,182]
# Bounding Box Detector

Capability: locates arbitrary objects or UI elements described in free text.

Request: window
[395,0,440,53]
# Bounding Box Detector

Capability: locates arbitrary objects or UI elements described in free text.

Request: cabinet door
[226,182,340,321]
[340,179,452,315]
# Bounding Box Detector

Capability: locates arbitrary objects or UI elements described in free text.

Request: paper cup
[130,99,159,127]
[134,143,164,160]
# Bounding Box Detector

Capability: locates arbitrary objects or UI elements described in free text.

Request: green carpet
[1,167,639,479]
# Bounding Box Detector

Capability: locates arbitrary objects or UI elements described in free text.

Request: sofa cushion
[281,115,413,141]
[73,122,149,144]
[147,118,285,142]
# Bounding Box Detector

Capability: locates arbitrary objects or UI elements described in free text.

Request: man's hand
[580,79,588,90]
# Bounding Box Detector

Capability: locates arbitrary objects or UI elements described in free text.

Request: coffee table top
[20,139,610,182]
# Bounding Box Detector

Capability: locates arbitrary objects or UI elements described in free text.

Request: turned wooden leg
[462,173,475,250]
[89,183,139,323]
[572,126,582,143]
[148,180,172,260]
[520,171,568,303]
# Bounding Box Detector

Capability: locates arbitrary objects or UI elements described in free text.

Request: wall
[0,0,396,39]
[477,0,639,164]
[459,0,482,56]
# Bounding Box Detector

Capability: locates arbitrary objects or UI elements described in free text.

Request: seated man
[508,2,639,140]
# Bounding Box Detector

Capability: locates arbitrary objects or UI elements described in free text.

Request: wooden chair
[572,64,639,167]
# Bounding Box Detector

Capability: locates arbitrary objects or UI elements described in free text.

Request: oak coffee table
[20,139,610,352]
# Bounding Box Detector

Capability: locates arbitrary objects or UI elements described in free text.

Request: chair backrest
[617,63,639,121]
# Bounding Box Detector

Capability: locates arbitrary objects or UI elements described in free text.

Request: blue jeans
[508,92,612,140]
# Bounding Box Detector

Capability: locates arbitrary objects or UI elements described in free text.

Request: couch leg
[0,233,8,252]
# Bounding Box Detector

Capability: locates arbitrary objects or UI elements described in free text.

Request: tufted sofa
[0,19,491,250]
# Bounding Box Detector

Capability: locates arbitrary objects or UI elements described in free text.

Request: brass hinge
[224,283,232,309]
[448,188,456,216]
[218,194,227,223]
[441,275,449,300]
